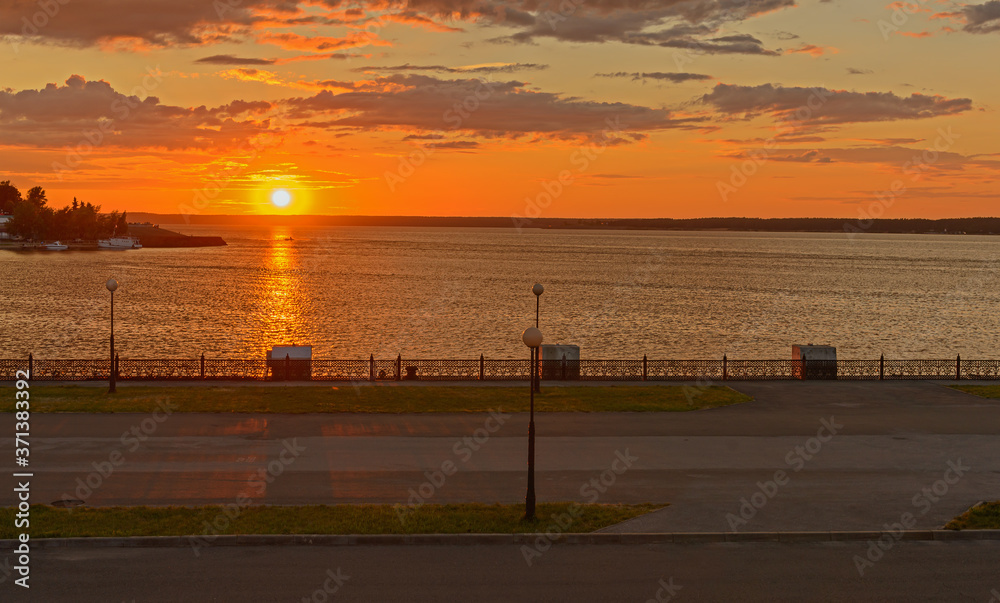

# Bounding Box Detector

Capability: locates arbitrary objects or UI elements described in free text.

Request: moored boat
[44,241,68,250]
[98,235,142,249]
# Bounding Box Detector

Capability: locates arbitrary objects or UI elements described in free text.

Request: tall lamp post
[532,283,544,393]
[106,278,118,394]
[522,326,543,521]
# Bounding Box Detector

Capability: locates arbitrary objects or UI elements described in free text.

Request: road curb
[7,530,1000,549]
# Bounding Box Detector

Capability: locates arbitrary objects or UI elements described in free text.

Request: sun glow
[271,189,292,208]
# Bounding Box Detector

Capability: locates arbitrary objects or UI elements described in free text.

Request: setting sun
[271,190,292,208]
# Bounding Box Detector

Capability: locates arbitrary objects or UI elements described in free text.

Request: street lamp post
[522,326,543,521]
[532,284,544,393]
[106,278,118,394]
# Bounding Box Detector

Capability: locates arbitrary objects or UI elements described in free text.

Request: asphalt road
[2,381,1000,602]
[5,541,1000,602]
[2,381,998,532]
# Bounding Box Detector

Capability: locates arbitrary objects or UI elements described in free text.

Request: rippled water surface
[3,226,1000,359]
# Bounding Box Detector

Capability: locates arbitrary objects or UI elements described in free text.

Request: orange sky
[1,0,998,218]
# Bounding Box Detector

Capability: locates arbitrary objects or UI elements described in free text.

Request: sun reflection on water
[249,229,310,352]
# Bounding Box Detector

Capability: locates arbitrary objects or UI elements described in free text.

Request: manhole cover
[50,499,85,508]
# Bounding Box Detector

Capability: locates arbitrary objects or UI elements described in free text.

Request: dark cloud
[402,134,446,140]
[460,0,795,54]
[217,99,274,115]
[425,140,479,149]
[596,71,713,83]
[355,63,548,74]
[722,134,826,144]
[728,146,976,170]
[283,74,702,139]
[405,0,792,19]
[0,0,419,49]
[625,31,780,54]
[665,0,795,22]
[195,55,276,65]
[498,13,686,45]
[854,137,925,146]
[962,0,1000,33]
[775,135,826,143]
[0,0,798,55]
[767,149,833,163]
[804,146,970,168]
[0,0,276,47]
[770,30,799,40]
[846,67,873,75]
[0,75,274,149]
[701,83,972,126]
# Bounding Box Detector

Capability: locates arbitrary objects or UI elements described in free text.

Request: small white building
[0,214,12,239]
[266,345,313,380]
[541,343,581,380]
[792,344,837,379]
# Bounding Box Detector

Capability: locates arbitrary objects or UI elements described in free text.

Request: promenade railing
[3,354,996,382]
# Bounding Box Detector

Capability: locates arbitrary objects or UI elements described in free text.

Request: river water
[2,226,999,360]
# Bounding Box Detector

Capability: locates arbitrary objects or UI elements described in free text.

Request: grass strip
[950,385,1000,399]
[0,385,750,413]
[944,501,1000,530]
[0,503,664,538]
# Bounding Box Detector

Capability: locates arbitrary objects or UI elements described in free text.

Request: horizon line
[128,213,1000,221]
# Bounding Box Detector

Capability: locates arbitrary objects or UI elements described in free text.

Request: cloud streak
[196,55,276,65]
[596,71,713,83]
[355,63,548,74]
[701,83,972,126]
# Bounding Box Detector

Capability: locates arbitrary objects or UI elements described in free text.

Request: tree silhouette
[0,181,22,214]
[3,183,121,242]
[25,186,47,208]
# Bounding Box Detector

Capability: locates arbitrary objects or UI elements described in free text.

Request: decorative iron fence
[0,353,991,382]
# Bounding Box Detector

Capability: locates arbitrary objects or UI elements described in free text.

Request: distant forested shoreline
[129,213,1000,235]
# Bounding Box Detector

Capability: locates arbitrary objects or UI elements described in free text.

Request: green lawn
[0,503,664,538]
[1,385,750,413]
[950,385,1000,399]
[945,501,1000,530]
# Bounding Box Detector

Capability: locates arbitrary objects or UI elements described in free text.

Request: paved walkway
[13,541,1000,603]
[3,381,998,533]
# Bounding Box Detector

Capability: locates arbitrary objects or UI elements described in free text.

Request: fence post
[200,353,205,379]
[642,354,647,381]
[879,354,884,381]
[722,354,727,381]
[956,354,961,380]
[115,353,120,382]
[28,352,33,381]
[562,354,567,380]
[479,354,484,381]
[396,354,402,381]
[369,354,375,381]
[284,353,290,382]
